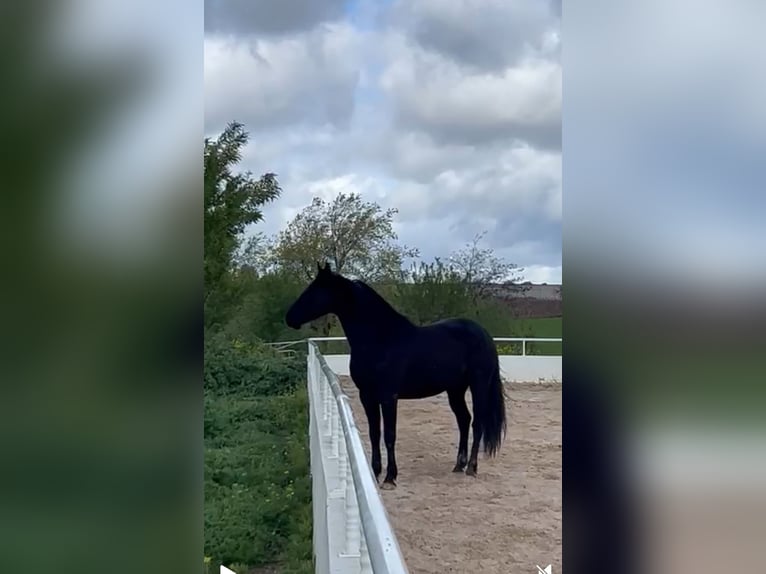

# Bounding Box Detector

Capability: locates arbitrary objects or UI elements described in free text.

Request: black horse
[285,262,507,489]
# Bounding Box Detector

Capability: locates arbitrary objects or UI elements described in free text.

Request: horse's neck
[335,285,413,349]
[336,315,369,350]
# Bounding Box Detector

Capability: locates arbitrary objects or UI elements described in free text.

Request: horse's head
[285,261,351,329]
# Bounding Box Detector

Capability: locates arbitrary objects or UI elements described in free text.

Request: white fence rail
[307,340,409,574]
[314,336,563,383]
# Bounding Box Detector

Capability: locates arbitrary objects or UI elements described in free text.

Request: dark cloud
[488,216,562,268]
[552,0,562,18]
[395,108,562,151]
[388,0,559,71]
[205,0,348,36]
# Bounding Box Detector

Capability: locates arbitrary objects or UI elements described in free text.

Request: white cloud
[204,23,363,133]
[379,32,561,148]
[385,142,561,224]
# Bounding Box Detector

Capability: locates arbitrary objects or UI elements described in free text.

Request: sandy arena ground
[339,376,562,574]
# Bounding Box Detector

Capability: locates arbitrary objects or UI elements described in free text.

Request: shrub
[204,334,304,397]
[204,334,312,572]
[204,389,311,568]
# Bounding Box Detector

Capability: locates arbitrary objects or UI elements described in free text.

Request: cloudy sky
[205,0,562,284]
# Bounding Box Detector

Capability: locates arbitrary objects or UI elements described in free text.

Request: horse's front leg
[381,397,399,489]
[360,394,382,481]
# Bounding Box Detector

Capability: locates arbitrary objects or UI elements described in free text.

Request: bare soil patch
[339,377,562,574]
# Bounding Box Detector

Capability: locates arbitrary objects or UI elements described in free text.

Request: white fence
[317,337,563,383]
[307,340,409,574]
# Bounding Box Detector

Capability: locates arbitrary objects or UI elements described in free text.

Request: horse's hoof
[465,466,478,477]
[452,465,465,473]
[381,480,397,490]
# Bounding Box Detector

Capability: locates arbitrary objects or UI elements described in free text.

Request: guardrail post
[522,339,526,356]
[331,401,340,459]
[341,441,361,558]
[359,530,372,574]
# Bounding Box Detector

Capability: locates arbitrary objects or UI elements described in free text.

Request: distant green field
[494,316,562,356]
[509,316,562,337]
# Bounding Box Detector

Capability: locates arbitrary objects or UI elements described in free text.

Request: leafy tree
[392,233,524,326]
[448,231,524,302]
[271,193,418,281]
[234,232,276,276]
[393,258,472,325]
[204,122,281,314]
[222,270,311,344]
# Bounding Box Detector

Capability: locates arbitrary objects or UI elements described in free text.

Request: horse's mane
[347,278,414,334]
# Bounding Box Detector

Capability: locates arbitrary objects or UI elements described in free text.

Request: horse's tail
[479,356,507,457]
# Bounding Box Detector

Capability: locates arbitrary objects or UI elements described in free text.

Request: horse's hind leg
[447,388,471,472]
[466,388,485,477]
[466,422,483,476]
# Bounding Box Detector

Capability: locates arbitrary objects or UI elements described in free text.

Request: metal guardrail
[309,336,563,357]
[307,340,409,574]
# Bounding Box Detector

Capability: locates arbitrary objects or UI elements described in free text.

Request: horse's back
[348,317,497,400]
[397,318,496,391]
[421,317,499,373]
[422,317,495,349]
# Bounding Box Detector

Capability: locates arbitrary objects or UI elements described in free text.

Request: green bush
[390,259,473,325]
[220,272,313,344]
[204,335,304,397]
[204,390,311,569]
[204,335,312,572]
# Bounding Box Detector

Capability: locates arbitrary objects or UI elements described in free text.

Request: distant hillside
[483,282,562,319]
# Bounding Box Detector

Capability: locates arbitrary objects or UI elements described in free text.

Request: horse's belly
[398,366,458,399]
[398,384,444,400]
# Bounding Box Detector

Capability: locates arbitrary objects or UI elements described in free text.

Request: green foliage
[204,336,312,572]
[221,270,312,344]
[272,192,418,281]
[204,335,304,397]
[204,122,282,324]
[392,258,473,325]
[390,233,527,328]
[204,390,311,571]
